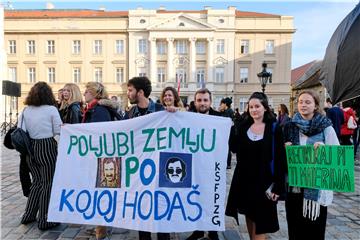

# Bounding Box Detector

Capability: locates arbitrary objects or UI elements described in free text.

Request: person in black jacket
[186,88,220,240]
[226,92,286,240]
[60,83,83,124]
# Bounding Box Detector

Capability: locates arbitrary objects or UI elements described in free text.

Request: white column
[150,38,157,83]
[189,37,196,83]
[167,38,174,82]
[207,37,214,83]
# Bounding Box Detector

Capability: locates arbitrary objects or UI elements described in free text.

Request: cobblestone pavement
[1,143,359,240]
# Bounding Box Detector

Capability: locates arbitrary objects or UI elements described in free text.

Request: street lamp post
[257,62,272,93]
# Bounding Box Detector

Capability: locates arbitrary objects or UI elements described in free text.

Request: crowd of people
[4,76,359,240]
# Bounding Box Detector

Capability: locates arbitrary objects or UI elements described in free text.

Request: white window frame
[215,67,224,83]
[157,41,166,55]
[94,67,103,82]
[8,67,17,82]
[176,40,187,54]
[216,39,225,54]
[48,67,56,83]
[47,40,55,54]
[28,67,36,83]
[176,68,187,83]
[196,41,206,54]
[94,40,103,55]
[196,68,205,85]
[157,67,166,83]
[138,68,146,77]
[115,40,124,54]
[73,67,81,83]
[72,40,81,54]
[116,67,124,83]
[239,97,248,113]
[27,40,35,54]
[240,40,249,54]
[240,67,249,83]
[265,40,274,54]
[138,39,147,54]
[9,40,16,54]
[214,96,225,110]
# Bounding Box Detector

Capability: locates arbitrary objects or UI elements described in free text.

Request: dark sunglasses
[167,168,182,174]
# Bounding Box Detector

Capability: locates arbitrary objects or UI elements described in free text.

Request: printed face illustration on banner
[159,152,192,188]
[96,157,121,188]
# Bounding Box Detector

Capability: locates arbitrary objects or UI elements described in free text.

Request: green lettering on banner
[286,145,355,192]
[157,127,167,150]
[142,128,155,152]
[168,127,185,149]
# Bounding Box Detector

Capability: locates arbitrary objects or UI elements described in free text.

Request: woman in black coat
[226,92,287,240]
[60,83,83,124]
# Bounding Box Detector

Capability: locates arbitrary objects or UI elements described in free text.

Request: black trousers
[21,138,58,229]
[285,192,327,240]
[139,231,170,240]
[20,154,32,197]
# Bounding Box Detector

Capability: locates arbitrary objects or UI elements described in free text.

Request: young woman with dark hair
[19,82,62,230]
[226,92,287,240]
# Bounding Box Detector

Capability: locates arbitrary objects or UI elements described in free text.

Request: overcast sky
[3,0,359,69]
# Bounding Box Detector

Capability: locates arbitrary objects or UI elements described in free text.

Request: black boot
[208,231,219,240]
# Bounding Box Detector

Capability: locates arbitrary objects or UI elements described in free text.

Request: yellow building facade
[4,6,295,112]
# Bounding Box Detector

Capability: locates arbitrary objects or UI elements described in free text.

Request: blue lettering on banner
[58,188,202,222]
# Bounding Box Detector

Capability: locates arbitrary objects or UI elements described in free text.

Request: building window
[196,68,205,87]
[27,40,35,54]
[115,40,124,54]
[72,40,81,54]
[28,67,36,83]
[10,96,17,112]
[176,40,187,54]
[138,68,146,77]
[215,67,224,83]
[48,67,55,83]
[240,40,249,54]
[176,68,187,83]
[240,68,249,83]
[157,41,167,55]
[94,40,103,55]
[196,41,206,54]
[94,67,103,82]
[73,68,81,83]
[8,67,17,82]
[8,40,16,54]
[47,40,55,54]
[239,97,248,113]
[116,68,124,83]
[214,96,225,109]
[138,39,147,54]
[157,68,166,83]
[265,40,274,54]
[216,39,225,54]
[267,67,273,83]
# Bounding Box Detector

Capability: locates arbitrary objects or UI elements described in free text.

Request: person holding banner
[160,86,185,111]
[226,92,287,240]
[19,82,62,230]
[283,90,339,240]
[186,88,221,240]
[82,82,119,240]
[125,76,170,240]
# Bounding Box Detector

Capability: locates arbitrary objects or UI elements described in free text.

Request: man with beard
[99,158,119,188]
[186,88,220,240]
[124,76,169,240]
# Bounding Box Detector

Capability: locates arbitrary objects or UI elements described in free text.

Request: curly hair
[127,77,152,98]
[160,86,184,108]
[24,82,56,106]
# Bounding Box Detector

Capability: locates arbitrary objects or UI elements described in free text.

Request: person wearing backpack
[226,92,286,240]
[124,76,169,240]
[340,101,357,145]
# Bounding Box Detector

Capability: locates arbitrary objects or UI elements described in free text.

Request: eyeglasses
[167,168,182,174]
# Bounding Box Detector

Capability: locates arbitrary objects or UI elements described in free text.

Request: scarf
[82,99,98,123]
[288,112,333,221]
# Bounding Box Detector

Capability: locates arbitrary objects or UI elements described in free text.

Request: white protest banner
[48,111,232,232]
